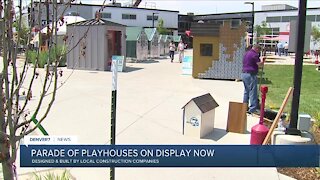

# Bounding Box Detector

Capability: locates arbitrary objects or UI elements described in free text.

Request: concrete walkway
[265,52,316,65]
[11,49,293,179]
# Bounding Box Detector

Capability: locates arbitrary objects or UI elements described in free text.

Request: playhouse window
[231,19,241,28]
[200,44,213,56]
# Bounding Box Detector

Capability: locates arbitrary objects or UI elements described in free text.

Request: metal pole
[251,2,254,45]
[110,58,117,180]
[287,0,306,135]
[152,13,155,28]
[46,0,50,48]
[244,2,254,45]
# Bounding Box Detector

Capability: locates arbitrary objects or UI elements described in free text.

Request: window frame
[200,43,213,57]
[122,14,137,20]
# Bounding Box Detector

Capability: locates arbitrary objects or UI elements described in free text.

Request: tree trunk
[0,73,14,179]
[0,146,13,180]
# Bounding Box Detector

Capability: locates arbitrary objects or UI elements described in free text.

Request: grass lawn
[261,64,320,118]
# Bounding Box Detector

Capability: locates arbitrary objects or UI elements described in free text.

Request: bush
[38,51,50,68]
[26,45,67,68]
[32,169,71,180]
[314,112,320,128]
[26,50,37,63]
[51,45,67,67]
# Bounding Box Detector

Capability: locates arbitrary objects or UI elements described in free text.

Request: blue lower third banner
[20,145,319,167]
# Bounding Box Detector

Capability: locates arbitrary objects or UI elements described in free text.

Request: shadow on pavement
[138,60,159,64]
[203,128,228,142]
[123,66,144,73]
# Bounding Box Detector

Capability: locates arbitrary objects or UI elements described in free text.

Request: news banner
[20,136,320,167]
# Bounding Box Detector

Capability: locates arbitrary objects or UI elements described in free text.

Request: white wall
[254,9,320,50]
[255,9,320,32]
[92,7,178,29]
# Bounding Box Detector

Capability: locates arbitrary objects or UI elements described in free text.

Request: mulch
[277,127,320,180]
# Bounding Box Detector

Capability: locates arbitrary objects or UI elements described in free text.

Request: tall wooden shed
[144,28,160,58]
[182,93,219,138]
[191,20,247,80]
[126,27,148,61]
[66,19,126,71]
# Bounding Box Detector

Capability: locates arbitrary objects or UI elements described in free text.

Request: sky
[81,0,320,14]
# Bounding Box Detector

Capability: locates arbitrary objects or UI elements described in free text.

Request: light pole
[287,0,307,135]
[152,12,158,28]
[245,2,254,45]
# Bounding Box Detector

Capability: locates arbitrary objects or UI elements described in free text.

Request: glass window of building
[281,16,290,22]
[147,15,158,21]
[266,16,281,23]
[101,13,111,19]
[122,14,137,20]
[307,15,316,22]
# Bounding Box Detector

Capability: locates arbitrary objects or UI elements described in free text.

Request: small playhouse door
[107,30,122,70]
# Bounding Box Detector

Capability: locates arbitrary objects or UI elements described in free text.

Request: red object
[250,124,269,145]
[250,85,269,145]
[315,60,319,64]
[185,30,191,37]
[279,31,290,35]
[32,27,40,32]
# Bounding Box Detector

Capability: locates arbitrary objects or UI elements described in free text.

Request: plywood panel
[200,110,215,138]
[226,102,247,134]
[192,36,219,78]
[184,101,201,138]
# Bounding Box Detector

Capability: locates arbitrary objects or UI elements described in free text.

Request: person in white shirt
[277,42,284,56]
[284,42,289,56]
[178,40,185,63]
[169,41,176,62]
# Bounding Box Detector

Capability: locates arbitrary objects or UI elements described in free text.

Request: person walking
[277,42,283,56]
[242,44,265,114]
[169,41,176,63]
[178,40,185,63]
[284,42,289,56]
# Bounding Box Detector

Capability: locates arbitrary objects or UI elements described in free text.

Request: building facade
[180,5,320,51]
[29,2,178,32]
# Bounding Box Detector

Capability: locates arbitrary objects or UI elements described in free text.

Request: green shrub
[314,112,320,128]
[32,169,71,180]
[51,45,67,67]
[38,51,49,68]
[26,50,37,63]
[26,45,67,68]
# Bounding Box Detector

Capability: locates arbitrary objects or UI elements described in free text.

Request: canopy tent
[41,16,86,35]
[267,35,289,41]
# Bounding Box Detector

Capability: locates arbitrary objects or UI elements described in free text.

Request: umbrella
[268,35,289,41]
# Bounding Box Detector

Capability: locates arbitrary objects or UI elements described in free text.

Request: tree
[311,25,320,50]
[0,0,90,179]
[254,21,271,41]
[156,18,169,35]
[13,15,29,48]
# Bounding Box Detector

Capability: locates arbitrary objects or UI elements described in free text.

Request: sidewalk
[265,52,315,65]
[13,49,291,180]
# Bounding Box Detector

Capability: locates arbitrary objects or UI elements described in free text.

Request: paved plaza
[10,49,296,180]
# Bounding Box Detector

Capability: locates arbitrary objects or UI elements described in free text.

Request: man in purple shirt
[242,44,265,114]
